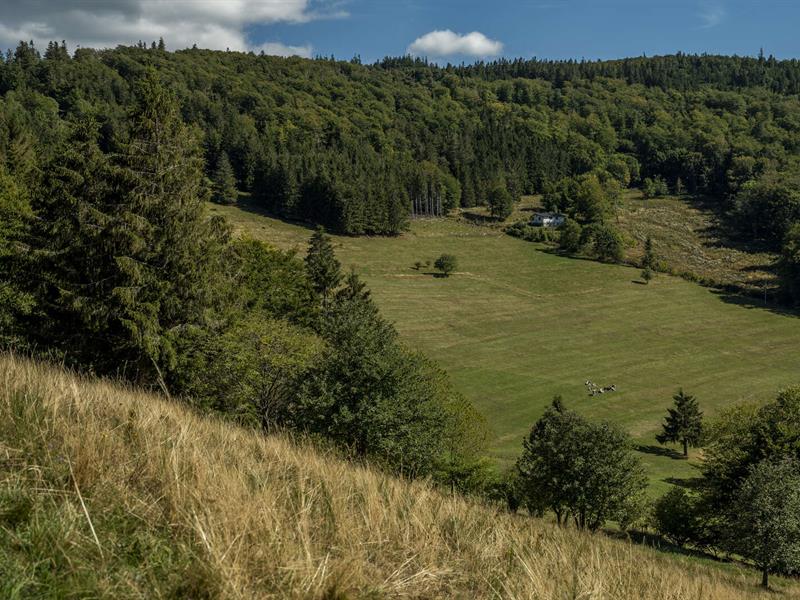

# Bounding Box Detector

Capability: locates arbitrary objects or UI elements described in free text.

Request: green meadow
[213,203,800,493]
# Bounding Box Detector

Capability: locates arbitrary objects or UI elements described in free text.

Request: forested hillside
[3,43,800,248]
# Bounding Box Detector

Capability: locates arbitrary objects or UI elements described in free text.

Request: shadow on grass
[635,444,685,460]
[663,476,705,490]
[461,211,502,226]
[631,280,647,285]
[226,199,319,234]
[711,289,800,319]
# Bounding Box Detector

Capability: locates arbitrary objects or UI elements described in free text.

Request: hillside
[1,354,795,598]
[212,202,800,492]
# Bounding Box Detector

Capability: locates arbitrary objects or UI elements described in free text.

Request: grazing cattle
[585,380,618,396]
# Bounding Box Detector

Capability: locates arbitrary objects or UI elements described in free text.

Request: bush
[558,218,583,253]
[434,254,458,277]
[653,487,705,548]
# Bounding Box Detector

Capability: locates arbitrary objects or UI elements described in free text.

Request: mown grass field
[212,202,800,493]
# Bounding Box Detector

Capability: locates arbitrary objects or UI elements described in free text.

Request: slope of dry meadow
[0,355,794,598]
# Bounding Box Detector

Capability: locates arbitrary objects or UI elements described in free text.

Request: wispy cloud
[0,0,344,53]
[699,2,726,29]
[407,30,503,58]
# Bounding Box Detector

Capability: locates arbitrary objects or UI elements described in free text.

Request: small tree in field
[487,184,514,220]
[729,458,800,589]
[656,389,703,457]
[434,254,457,277]
[641,236,657,283]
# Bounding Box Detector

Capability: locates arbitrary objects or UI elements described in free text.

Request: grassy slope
[213,203,800,494]
[617,191,778,296]
[1,355,795,598]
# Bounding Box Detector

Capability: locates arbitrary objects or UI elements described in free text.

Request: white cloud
[253,41,313,58]
[407,30,503,58]
[699,2,726,29]
[0,0,340,53]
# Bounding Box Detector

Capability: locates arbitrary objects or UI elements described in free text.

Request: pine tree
[656,389,704,456]
[305,226,342,305]
[28,75,229,380]
[212,152,238,204]
[641,236,657,283]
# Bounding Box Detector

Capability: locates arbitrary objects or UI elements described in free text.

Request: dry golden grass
[1,354,796,599]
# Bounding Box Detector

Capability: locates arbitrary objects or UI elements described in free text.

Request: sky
[1,0,799,63]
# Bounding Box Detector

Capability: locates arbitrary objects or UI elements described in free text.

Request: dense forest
[1,44,799,243]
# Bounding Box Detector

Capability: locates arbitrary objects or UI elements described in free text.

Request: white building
[530,212,566,228]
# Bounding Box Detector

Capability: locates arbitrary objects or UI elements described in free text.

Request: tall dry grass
[0,354,795,599]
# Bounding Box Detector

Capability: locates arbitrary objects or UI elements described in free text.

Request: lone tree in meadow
[729,457,800,589]
[656,389,703,457]
[641,236,657,284]
[305,226,342,305]
[434,254,457,277]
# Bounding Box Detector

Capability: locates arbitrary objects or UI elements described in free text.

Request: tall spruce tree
[305,226,342,305]
[211,151,237,204]
[27,74,229,380]
[656,389,704,456]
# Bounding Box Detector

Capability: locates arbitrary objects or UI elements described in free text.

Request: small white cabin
[530,212,566,228]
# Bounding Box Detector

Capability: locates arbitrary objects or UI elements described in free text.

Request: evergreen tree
[212,152,238,204]
[641,236,657,283]
[656,389,704,456]
[305,226,342,305]
[27,75,229,380]
[0,167,33,345]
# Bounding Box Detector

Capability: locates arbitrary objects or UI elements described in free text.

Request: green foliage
[305,226,342,304]
[734,173,800,249]
[653,486,705,548]
[642,176,669,199]
[0,168,33,345]
[232,238,317,326]
[290,289,478,479]
[728,458,800,588]
[580,222,624,262]
[434,253,458,277]
[780,223,800,305]
[558,218,583,253]
[516,399,647,530]
[22,75,229,379]
[656,389,704,456]
[487,183,514,220]
[211,152,237,205]
[177,317,322,429]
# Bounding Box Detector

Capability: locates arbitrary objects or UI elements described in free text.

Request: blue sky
[2,1,799,62]
[251,0,800,62]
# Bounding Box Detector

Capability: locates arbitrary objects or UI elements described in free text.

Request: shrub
[434,254,458,277]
